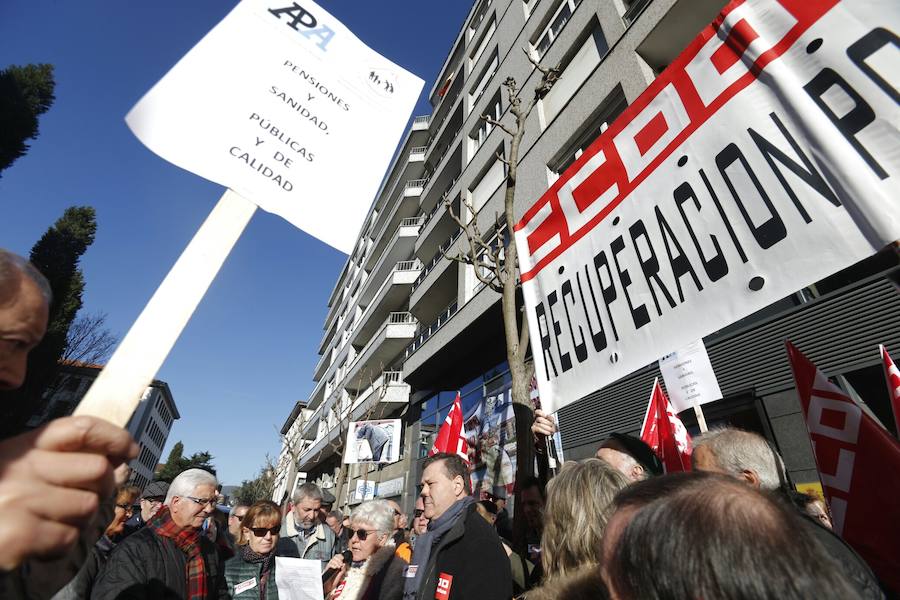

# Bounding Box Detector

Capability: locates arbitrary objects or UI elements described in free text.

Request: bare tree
[443,53,560,549]
[62,310,117,365]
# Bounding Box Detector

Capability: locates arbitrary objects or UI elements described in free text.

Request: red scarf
[148,507,208,600]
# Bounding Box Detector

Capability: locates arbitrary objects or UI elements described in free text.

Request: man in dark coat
[91,469,227,599]
[403,453,511,600]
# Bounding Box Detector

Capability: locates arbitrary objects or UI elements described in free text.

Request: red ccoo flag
[429,392,469,463]
[880,345,900,437]
[786,342,900,594]
[640,378,692,473]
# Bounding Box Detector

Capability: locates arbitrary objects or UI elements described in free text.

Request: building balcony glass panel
[365,217,423,291]
[634,0,728,71]
[366,189,425,272]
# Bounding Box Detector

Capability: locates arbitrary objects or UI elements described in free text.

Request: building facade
[278,0,900,514]
[31,362,180,490]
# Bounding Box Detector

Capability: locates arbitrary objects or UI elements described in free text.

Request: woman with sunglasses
[323,499,405,600]
[224,500,282,599]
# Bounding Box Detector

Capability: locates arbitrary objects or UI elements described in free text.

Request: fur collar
[332,542,396,600]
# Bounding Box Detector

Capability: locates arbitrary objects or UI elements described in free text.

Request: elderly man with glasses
[92,469,228,599]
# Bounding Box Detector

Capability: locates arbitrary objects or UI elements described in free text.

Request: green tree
[0,63,55,177]
[233,457,275,506]
[0,207,98,436]
[156,441,217,482]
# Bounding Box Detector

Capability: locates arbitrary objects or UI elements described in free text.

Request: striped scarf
[148,507,208,600]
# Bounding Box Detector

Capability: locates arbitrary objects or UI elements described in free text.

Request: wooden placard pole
[693,400,709,433]
[74,190,256,427]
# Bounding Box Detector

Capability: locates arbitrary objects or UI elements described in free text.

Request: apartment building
[30,361,179,490]
[278,0,900,512]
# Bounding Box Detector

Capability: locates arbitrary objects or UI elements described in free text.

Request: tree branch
[481,114,514,137]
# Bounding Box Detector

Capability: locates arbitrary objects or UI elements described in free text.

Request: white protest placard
[515,0,900,414]
[659,339,722,414]
[344,419,401,464]
[75,1,422,426]
[274,557,324,600]
[126,0,423,253]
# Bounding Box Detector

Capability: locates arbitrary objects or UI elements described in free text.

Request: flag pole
[74,190,256,427]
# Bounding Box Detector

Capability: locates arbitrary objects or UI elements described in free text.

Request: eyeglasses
[392,509,401,517]
[184,496,217,507]
[349,528,379,541]
[249,526,280,537]
[414,509,425,518]
[116,503,134,512]
[231,513,247,522]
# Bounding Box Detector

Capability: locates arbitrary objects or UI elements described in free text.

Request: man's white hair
[0,248,52,304]
[693,427,786,490]
[166,468,218,504]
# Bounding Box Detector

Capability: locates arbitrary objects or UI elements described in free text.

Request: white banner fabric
[126,0,423,253]
[515,0,900,413]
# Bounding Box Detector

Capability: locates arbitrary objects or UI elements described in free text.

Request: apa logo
[366,68,397,98]
[268,3,335,51]
[435,572,453,600]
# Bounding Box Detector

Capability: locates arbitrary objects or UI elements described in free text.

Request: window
[468,0,489,40]
[468,150,507,214]
[547,85,627,182]
[468,50,499,114]
[469,16,496,70]
[540,22,608,126]
[532,0,580,59]
[468,94,502,160]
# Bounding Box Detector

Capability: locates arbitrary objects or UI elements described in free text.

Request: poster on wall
[463,384,517,499]
[343,419,401,464]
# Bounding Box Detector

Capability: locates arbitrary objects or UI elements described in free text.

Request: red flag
[429,392,469,463]
[880,345,900,436]
[786,341,900,593]
[640,378,692,473]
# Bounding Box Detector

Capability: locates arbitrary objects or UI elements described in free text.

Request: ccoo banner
[126,0,423,254]
[514,0,900,413]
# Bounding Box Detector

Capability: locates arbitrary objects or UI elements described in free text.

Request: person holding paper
[224,500,282,599]
[0,249,139,598]
[322,500,405,600]
[276,483,337,570]
[91,468,228,599]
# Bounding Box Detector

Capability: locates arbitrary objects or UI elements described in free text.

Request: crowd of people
[0,249,894,600]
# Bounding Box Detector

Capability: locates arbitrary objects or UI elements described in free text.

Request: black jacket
[415,504,511,600]
[90,526,227,600]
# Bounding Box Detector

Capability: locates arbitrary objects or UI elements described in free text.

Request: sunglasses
[414,509,425,518]
[231,513,247,522]
[248,526,280,537]
[349,528,379,541]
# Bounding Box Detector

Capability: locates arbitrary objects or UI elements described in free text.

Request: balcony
[353,261,421,348]
[405,301,459,360]
[635,0,729,71]
[363,185,425,274]
[342,312,417,394]
[412,228,462,293]
[412,115,430,130]
[365,216,423,292]
[417,192,461,259]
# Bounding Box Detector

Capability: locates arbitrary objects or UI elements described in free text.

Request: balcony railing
[389,311,415,325]
[405,178,429,191]
[412,228,463,291]
[623,0,652,24]
[413,115,430,127]
[410,146,427,158]
[405,301,459,359]
[399,216,425,229]
[395,260,420,272]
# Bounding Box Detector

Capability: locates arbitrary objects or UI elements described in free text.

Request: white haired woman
[323,499,405,600]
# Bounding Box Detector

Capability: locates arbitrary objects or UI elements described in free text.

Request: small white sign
[274,557,324,600]
[344,418,402,464]
[658,339,723,414]
[376,476,405,498]
[353,479,376,502]
[126,0,423,253]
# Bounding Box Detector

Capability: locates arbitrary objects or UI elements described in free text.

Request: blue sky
[0,1,471,485]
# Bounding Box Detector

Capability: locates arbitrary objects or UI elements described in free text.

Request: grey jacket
[275,522,336,570]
